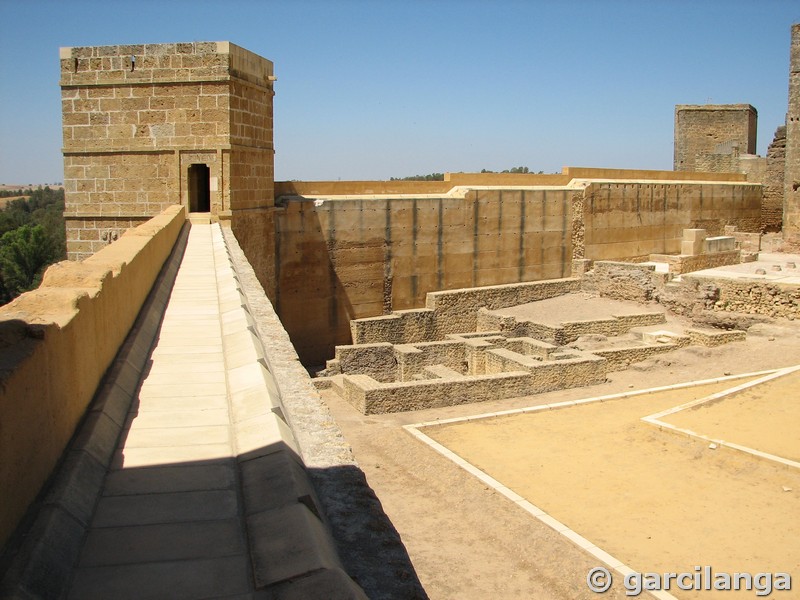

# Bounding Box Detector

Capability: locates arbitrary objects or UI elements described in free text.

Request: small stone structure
[317,282,746,414]
[648,228,743,275]
[582,254,800,321]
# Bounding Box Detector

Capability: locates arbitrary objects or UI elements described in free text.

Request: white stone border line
[403,368,794,600]
[640,365,800,471]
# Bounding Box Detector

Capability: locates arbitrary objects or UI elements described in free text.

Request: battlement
[59,42,273,87]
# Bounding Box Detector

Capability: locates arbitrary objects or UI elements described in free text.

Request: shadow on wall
[1,359,426,600]
[275,203,357,366]
[78,429,428,599]
[1,214,427,599]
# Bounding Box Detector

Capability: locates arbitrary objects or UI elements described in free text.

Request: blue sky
[1,0,798,184]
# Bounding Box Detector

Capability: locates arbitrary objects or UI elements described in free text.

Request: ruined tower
[674,104,757,172]
[785,24,800,246]
[59,42,276,294]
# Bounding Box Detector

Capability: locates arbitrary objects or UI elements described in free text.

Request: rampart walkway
[34,220,372,598]
[67,223,256,597]
[1,214,424,600]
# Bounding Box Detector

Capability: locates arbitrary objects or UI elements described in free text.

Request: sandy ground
[662,369,800,464]
[493,293,669,326]
[424,374,799,599]
[322,296,800,599]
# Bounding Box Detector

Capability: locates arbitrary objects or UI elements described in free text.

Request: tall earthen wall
[581,181,762,261]
[785,24,800,246]
[674,104,757,172]
[59,42,275,293]
[276,180,761,365]
[274,189,575,364]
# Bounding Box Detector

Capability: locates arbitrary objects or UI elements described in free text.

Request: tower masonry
[785,23,800,245]
[59,42,276,291]
[674,104,758,172]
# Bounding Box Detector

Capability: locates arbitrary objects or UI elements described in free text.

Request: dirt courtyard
[321,302,800,600]
[421,371,799,599]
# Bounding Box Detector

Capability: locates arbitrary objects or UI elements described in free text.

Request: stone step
[329,374,346,396]
[188,212,212,225]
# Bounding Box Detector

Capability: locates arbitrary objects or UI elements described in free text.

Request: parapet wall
[274,167,746,197]
[0,205,185,548]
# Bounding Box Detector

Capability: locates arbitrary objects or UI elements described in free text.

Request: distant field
[0,184,63,209]
[0,184,63,191]
[0,196,29,208]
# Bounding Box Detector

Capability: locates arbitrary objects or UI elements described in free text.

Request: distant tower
[785,24,800,246]
[59,42,276,294]
[674,104,757,172]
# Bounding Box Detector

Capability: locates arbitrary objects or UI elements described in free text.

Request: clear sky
[1,0,799,185]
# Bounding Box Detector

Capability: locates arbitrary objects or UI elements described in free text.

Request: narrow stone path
[68,223,257,599]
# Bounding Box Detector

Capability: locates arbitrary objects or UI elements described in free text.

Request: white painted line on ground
[641,365,800,470]
[403,369,798,600]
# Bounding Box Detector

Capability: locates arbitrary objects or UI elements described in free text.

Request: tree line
[390,167,545,181]
[0,187,67,305]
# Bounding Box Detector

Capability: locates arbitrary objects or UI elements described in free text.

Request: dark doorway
[188,164,210,212]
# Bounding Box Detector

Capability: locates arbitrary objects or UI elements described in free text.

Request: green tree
[0,225,58,304]
[390,173,444,181]
[0,187,66,304]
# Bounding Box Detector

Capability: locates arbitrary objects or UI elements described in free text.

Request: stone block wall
[426,277,580,336]
[682,276,800,319]
[329,343,398,382]
[581,261,662,303]
[60,42,275,270]
[591,343,678,371]
[674,104,757,172]
[350,278,580,348]
[395,340,466,380]
[649,250,742,275]
[764,126,786,232]
[785,24,800,247]
[475,305,664,345]
[339,345,608,414]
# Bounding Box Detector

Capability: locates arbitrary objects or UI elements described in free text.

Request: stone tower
[785,24,800,246]
[59,42,276,294]
[674,104,757,172]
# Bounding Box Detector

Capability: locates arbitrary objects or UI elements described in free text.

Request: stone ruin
[315,279,747,414]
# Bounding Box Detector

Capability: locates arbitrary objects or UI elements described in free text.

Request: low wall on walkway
[0,205,185,548]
